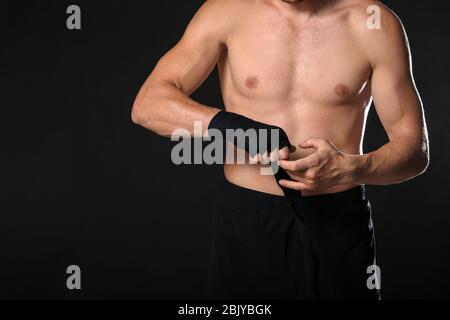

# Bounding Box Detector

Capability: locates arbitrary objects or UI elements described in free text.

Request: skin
[132,0,429,197]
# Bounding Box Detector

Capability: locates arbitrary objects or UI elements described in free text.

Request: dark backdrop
[1,0,449,300]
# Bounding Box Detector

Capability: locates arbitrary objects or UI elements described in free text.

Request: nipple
[245,76,259,89]
[334,84,350,97]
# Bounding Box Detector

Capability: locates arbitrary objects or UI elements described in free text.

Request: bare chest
[221,10,371,106]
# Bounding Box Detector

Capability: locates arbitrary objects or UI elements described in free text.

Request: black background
[1,0,449,300]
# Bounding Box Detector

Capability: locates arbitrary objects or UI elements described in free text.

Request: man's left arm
[352,10,429,185]
[279,9,429,191]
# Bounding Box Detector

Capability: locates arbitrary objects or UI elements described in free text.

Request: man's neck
[275,0,343,16]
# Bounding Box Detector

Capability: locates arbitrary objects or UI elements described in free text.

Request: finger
[279,155,320,172]
[282,168,309,180]
[269,150,278,163]
[278,179,314,191]
[278,159,295,171]
[279,147,291,160]
[260,151,271,165]
[299,137,327,149]
[267,146,290,162]
[289,145,297,153]
[283,171,313,185]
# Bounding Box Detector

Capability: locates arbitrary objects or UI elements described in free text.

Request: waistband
[222,179,287,209]
[222,179,366,207]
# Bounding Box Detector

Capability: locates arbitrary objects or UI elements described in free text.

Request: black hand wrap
[273,163,303,201]
[208,111,291,158]
[209,110,301,199]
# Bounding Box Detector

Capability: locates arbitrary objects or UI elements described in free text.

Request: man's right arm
[132,0,292,161]
[131,0,227,137]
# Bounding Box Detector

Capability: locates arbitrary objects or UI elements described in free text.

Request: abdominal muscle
[224,160,359,197]
[222,100,365,197]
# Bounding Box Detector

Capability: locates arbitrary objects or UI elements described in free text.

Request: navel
[334,84,350,97]
[245,76,259,89]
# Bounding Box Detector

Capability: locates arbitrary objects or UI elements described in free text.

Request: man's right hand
[208,110,293,165]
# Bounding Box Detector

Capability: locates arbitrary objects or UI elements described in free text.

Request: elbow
[131,84,170,135]
[419,156,430,175]
[131,96,159,132]
[131,99,169,137]
[131,100,147,126]
[413,150,430,177]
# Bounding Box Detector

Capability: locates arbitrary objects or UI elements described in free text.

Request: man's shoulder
[186,0,246,42]
[336,0,410,67]
[195,0,248,29]
[201,0,249,14]
[338,1,406,53]
[341,0,403,36]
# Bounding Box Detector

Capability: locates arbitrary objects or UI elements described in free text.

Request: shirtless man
[131,0,429,300]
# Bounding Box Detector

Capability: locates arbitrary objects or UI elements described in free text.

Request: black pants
[208,179,380,300]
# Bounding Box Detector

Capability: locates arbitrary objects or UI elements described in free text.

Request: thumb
[299,138,325,149]
[299,138,321,149]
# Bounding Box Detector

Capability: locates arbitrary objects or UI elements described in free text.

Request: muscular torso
[218,0,372,196]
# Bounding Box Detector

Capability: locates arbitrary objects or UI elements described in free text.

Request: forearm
[131,83,221,137]
[351,134,429,185]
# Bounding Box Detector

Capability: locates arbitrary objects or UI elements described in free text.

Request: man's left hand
[278,138,359,192]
